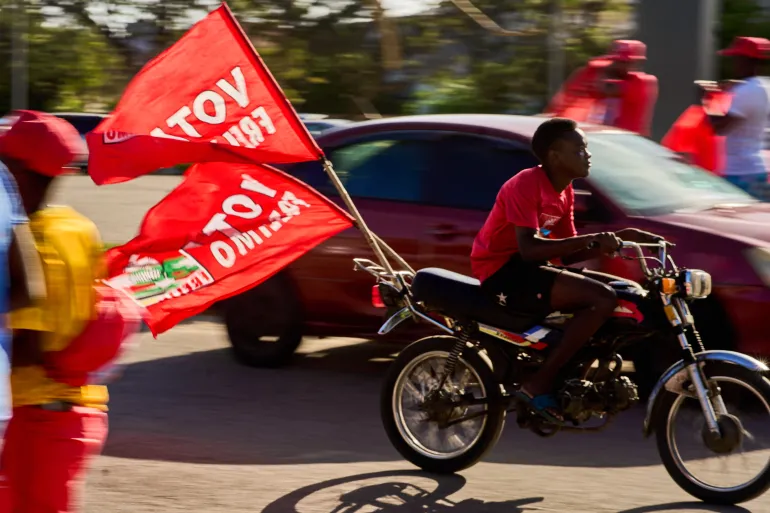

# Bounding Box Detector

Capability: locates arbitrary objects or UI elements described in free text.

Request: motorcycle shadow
[617,502,751,513]
[261,470,544,513]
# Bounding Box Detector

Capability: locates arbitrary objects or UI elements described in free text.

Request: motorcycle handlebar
[586,239,674,277]
[586,239,674,250]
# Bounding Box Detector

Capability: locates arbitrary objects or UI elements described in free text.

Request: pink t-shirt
[470,166,577,283]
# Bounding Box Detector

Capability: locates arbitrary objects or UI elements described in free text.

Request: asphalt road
[52,174,184,244]
[53,175,770,512]
[80,322,770,513]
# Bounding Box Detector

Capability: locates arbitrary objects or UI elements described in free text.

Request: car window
[588,133,756,215]
[423,135,539,210]
[303,122,331,136]
[280,138,431,203]
[54,115,104,136]
[323,139,430,202]
[281,160,328,191]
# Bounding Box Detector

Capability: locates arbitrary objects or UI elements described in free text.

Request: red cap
[0,110,85,176]
[609,40,647,62]
[719,36,770,59]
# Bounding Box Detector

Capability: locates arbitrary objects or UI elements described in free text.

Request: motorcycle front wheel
[654,363,770,505]
[381,335,506,474]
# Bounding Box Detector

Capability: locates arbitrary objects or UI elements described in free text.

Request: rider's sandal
[514,389,564,425]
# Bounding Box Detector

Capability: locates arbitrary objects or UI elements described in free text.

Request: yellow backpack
[9,205,105,347]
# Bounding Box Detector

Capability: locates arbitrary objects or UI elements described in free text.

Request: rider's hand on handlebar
[615,228,664,245]
[591,232,623,256]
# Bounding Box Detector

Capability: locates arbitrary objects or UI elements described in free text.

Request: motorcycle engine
[600,375,640,414]
[558,376,640,423]
[558,379,603,423]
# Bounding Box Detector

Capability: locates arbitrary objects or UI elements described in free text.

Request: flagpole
[321,158,403,278]
[372,233,415,275]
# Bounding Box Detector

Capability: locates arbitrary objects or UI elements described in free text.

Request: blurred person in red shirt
[545,40,659,136]
[0,110,143,513]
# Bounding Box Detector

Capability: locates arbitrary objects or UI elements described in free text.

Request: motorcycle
[353,239,770,505]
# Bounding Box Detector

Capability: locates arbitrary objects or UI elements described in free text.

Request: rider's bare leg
[523,271,617,397]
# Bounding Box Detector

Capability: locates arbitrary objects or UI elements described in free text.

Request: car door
[286,133,436,329]
[418,132,539,276]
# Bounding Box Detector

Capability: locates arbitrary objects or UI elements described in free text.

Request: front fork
[666,297,725,434]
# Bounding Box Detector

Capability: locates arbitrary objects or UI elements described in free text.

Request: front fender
[642,350,769,437]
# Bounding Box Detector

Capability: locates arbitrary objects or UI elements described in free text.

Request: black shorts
[480,255,565,318]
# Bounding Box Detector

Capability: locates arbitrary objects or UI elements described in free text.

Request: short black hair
[531,117,578,163]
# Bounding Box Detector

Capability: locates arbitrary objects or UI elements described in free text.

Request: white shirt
[724,76,770,177]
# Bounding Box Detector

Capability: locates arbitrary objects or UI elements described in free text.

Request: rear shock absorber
[436,328,473,391]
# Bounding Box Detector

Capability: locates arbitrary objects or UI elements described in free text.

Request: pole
[636,0,718,141]
[372,233,415,275]
[320,158,399,279]
[10,0,29,110]
[547,0,564,100]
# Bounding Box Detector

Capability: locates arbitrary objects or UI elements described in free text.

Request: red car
[219,114,770,386]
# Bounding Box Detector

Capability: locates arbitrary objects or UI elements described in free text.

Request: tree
[405,0,631,114]
[0,0,636,117]
[718,0,770,78]
[0,2,124,113]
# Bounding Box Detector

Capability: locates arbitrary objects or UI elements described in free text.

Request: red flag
[102,162,354,335]
[662,91,732,174]
[86,3,322,185]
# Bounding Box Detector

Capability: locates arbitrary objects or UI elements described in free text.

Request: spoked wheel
[655,364,770,505]
[380,336,506,474]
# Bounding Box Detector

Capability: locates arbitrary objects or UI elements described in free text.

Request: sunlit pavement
[82,322,769,513]
[55,174,770,512]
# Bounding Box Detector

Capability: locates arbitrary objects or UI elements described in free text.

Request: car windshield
[587,132,757,216]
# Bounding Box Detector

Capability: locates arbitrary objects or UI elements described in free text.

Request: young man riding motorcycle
[471,117,662,423]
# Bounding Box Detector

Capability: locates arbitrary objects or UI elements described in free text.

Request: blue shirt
[0,161,28,423]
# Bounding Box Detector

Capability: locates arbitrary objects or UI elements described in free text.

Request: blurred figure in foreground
[545,40,658,137]
[0,117,46,440]
[705,36,770,198]
[0,110,144,513]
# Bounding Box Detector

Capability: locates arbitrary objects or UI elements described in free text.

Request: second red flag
[103,162,354,335]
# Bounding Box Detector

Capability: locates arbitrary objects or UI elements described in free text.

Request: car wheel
[221,272,304,368]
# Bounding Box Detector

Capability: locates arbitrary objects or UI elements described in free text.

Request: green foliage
[718,0,770,79]
[0,0,725,119]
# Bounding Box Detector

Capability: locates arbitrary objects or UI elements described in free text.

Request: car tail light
[372,285,385,308]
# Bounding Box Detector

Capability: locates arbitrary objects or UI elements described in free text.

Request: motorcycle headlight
[745,247,770,288]
[681,269,712,299]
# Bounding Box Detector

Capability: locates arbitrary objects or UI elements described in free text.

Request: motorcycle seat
[410,267,539,333]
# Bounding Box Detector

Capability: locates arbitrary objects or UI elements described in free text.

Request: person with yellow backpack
[0,110,144,512]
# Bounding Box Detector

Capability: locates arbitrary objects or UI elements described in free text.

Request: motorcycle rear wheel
[655,364,770,505]
[381,335,506,474]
